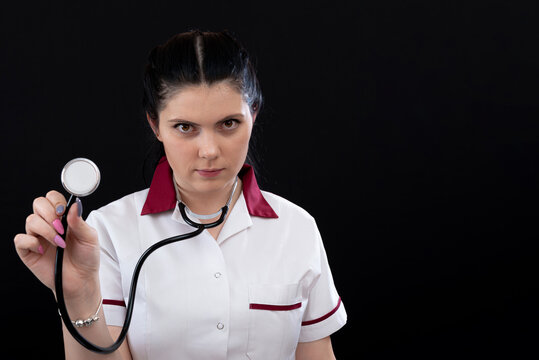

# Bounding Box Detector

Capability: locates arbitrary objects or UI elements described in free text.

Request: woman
[14,30,346,359]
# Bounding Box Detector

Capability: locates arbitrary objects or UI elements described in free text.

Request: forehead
[160,82,247,122]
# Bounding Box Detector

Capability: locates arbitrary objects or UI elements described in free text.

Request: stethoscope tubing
[55,201,228,353]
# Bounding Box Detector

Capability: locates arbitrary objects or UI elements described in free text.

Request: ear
[146,113,162,141]
[252,102,259,123]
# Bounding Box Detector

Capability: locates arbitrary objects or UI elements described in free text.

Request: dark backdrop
[2,1,538,359]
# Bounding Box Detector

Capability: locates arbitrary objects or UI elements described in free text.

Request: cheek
[161,130,193,150]
[231,128,252,154]
[161,136,197,167]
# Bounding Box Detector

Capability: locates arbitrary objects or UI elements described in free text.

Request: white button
[217,322,225,330]
[214,272,222,278]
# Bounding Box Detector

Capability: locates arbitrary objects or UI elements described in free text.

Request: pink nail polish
[38,245,44,254]
[52,219,64,235]
[54,235,66,248]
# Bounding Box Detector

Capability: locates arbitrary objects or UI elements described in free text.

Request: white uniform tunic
[86,157,347,359]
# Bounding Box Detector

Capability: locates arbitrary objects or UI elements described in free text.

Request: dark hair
[141,30,264,184]
[143,29,262,121]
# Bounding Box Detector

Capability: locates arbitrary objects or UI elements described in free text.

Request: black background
[2,1,538,359]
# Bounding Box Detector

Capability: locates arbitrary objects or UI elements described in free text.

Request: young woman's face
[151,81,254,197]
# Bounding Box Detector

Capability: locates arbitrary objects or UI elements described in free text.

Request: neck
[175,178,242,220]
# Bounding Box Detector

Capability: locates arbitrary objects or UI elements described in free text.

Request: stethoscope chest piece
[61,158,101,198]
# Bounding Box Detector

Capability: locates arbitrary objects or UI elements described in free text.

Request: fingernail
[54,235,66,248]
[76,197,83,217]
[56,204,65,216]
[38,245,44,254]
[52,219,64,235]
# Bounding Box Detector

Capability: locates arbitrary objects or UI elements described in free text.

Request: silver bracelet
[58,298,102,328]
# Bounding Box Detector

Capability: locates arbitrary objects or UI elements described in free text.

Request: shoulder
[258,190,319,233]
[85,188,150,226]
[85,188,158,254]
[261,191,313,220]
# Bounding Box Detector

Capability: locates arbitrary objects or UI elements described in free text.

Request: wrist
[66,293,102,321]
[68,297,102,328]
[56,280,102,320]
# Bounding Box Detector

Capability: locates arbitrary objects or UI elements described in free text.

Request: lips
[196,168,224,178]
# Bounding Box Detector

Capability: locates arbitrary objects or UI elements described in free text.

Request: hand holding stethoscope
[14,158,102,305]
[15,158,233,354]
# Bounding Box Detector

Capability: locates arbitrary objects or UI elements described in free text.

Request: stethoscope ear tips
[61,158,101,198]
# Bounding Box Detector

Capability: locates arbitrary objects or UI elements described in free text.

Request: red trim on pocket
[301,297,342,326]
[249,302,302,311]
[103,299,126,307]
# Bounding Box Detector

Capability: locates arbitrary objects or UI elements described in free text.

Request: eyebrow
[166,113,245,125]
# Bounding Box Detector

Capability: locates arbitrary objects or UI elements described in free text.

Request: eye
[175,123,195,134]
[221,119,240,130]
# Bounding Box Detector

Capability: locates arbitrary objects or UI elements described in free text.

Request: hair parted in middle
[142,29,263,123]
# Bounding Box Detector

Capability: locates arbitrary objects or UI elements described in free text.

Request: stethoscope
[55,158,236,353]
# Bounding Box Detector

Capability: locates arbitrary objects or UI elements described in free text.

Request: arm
[295,336,336,360]
[60,290,132,359]
[13,191,132,360]
[106,326,133,360]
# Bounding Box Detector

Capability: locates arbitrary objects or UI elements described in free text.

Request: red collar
[141,156,278,218]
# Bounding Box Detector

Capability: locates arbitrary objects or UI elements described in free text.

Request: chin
[193,174,232,192]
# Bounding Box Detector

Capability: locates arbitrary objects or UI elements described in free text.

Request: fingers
[66,198,96,245]
[14,233,45,257]
[30,191,68,248]
[45,190,68,217]
[25,212,66,248]
[21,191,71,253]
[32,196,64,235]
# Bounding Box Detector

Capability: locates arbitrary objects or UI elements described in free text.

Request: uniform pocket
[246,283,303,360]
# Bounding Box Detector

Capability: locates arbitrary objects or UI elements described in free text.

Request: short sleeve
[86,210,127,326]
[299,226,347,342]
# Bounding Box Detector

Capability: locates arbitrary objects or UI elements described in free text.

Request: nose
[197,131,220,160]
